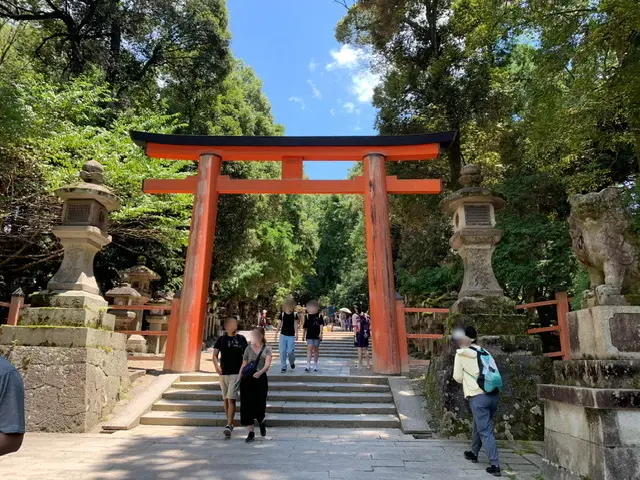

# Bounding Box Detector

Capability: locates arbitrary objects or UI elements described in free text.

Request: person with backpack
[353,310,371,369]
[453,326,503,477]
[302,299,324,372]
[275,298,299,373]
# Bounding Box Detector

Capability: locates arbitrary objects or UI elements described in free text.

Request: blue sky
[227,1,380,180]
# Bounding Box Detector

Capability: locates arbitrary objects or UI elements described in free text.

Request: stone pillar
[424,164,552,440]
[539,187,640,480]
[0,161,130,433]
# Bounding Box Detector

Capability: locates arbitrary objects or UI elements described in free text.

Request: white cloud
[342,102,355,113]
[351,71,380,103]
[309,59,318,72]
[326,45,382,104]
[288,96,306,110]
[307,79,322,99]
[326,44,367,70]
[329,108,336,116]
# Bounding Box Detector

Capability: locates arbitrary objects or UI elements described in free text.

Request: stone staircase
[265,330,371,359]
[140,373,400,428]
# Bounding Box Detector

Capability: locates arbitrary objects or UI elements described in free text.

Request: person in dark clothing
[212,317,248,438]
[275,298,299,372]
[354,312,371,369]
[0,355,24,457]
[302,299,324,372]
[237,327,272,443]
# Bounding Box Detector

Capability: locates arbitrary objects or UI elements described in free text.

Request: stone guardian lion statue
[568,187,640,307]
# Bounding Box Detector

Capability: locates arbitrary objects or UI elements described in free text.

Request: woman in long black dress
[354,312,371,369]
[236,327,272,443]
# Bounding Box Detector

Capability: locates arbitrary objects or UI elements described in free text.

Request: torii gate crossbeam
[131,131,457,375]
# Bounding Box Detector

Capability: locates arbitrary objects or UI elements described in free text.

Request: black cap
[464,326,477,340]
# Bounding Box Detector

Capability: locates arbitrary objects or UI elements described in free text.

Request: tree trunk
[447,134,462,189]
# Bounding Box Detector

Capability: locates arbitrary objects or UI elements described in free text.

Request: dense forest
[1,0,639,316]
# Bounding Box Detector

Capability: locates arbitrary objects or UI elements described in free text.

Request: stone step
[152,399,397,414]
[140,411,401,428]
[162,388,394,403]
[171,381,390,393]
[178,374,388,385]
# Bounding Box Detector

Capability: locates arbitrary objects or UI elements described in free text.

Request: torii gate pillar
[364,154,401,375]
[170,154,221,372]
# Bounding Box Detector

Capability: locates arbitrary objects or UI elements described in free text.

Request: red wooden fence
[400,291,572,360]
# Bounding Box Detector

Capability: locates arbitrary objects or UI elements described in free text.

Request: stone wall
[0,326,129,432]
[425,335,554,441]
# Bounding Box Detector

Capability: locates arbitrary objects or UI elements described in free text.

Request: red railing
[0,290,29,326]
[399,291,572,360]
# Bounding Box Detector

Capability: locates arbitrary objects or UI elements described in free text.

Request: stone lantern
[23,160,121,327]
[441,164,509,314]
[1,160,130,433]
[146,290,170,354]
[121,256,160,297]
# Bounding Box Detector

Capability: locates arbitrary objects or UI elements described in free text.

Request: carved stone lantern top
[120,256,160,297]
[55,160,121,212]
[105,282,148,305]
[441,164,505,217]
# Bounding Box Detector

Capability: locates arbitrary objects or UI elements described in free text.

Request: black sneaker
[486,466,501,477]
[281,367,287,373]
[290,362,295,370]
[464,451,478,463]
[259,421,267,437]
[245,431,255,443]
[223,424,233,438]
[304,367,310,372]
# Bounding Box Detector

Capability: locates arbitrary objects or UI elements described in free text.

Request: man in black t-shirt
[213,317,248,437]
[275,298,299,373]
[302,299,324,372]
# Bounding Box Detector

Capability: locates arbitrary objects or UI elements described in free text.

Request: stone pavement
[0,426,542,480]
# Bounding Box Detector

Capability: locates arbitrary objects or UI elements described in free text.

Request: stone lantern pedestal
[0,161,130,433]
[424,165,552,441]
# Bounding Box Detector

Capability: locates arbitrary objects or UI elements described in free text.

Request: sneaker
[281,367,287,373]
[313,366,318,372]
[245,431,255,443]
[486,466,501,477]
[464,451,478,463]
[304,367,310,372]
[223,424,233,438]
[290,362,295,370]
[259,421,267,437]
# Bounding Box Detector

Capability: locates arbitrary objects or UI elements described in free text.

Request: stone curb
[388,377,432,435]
[102,373,179,430]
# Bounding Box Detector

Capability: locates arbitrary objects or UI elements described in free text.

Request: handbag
[241,344,266,378]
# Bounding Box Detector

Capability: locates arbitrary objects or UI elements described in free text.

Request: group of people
[212,317,271,443]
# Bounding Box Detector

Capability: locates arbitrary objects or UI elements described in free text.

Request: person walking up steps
[453,326,503,477]
[302,299,324,372]
[275,298,299,373]
[237,327,272,443]
[212,317,248,438]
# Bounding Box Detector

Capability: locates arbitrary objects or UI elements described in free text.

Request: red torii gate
[131,131,456,375]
